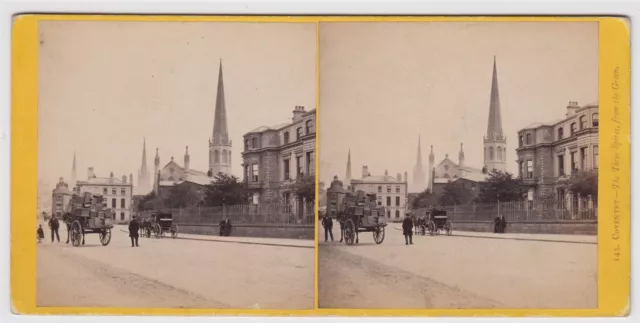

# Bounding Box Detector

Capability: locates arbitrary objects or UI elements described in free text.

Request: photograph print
[318,21,598,309]
[37,20,316,310]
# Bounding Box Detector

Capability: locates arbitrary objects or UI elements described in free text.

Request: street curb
[174,236,315,249]
[392,227,597,245]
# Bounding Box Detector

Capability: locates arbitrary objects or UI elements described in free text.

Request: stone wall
[452,221,597,235]
[176,223,315,240]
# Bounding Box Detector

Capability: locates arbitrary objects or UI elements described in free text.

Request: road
[37,222,314,309]
[318,223,597,309]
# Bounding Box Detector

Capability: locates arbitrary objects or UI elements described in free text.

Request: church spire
[141,137,147,169]
[345,149,352,182]
[416,135,423,165]
[71,151,76,186]
[212,59,229,144]
[486,56,504,140]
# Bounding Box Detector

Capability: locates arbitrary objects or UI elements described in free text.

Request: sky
[318,21,598,186]
[37,21,316,188]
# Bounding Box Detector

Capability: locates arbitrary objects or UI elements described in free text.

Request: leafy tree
[476,170,524,203]
[203,173,248,206]
[137,191,164,211]
[410,188,438,209]
[437,181,475,206]
[163,184,202,208]
[566,170,598,198]
[292,175,315,203]
[318,181,327,208]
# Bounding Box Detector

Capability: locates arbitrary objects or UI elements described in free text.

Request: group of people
[37,216,61,243]
[494,214,508,233]
[219,218,233,236]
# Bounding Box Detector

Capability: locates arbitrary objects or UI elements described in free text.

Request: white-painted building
[75,167,134,224]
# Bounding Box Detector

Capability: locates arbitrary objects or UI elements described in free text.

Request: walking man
[48,216,60,243]
[322,213,334,242]
[402,213,414,245]
[129,216,140,247]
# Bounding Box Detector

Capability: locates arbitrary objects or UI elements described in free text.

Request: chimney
[292,105,306,122]
[129,173,133,186]
[361,165,369,179]
[566,101,580,117]
[87,167,95,180]
[122,175,127,184]
[109,172,114,183]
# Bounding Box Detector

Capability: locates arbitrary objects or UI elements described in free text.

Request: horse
[62,213,85,245]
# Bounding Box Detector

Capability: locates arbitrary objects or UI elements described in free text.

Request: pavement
[318,223,597,309]
[37,223,314,309]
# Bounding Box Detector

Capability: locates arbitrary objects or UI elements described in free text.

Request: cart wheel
[70,220,82,247]
[428,221,436,236]
[373,226,385,244]
[445,221,453,236]
[171,224,178,239]
[344,219,356,246]
[99,228,111,246]
[154,223,162,238]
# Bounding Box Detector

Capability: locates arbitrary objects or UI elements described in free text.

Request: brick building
[241,106,316,215]
[515,101,598,200]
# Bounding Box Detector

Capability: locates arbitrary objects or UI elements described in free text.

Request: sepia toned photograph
[36,21,316,309]
[318,22,598,309]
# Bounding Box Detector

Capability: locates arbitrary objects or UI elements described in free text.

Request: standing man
[321,213,334,242]
[499,214,507,233]
[129,215,140,247]
[402,213,414,245]
[48,216,60,243]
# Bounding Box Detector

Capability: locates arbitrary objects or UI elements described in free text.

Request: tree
[203,173,248,206]
[410,188,438,209]
[476,170,524,203]
[437,181,475,206]
[292,175,315,203]
[318,181,327,208]
[565,170,598,198]
[137,191,165,211]
[163,184,202,208]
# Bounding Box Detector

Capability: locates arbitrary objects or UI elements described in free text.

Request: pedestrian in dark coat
[48,217,60,243]
[499,214,507,233]
[225,219,232,236]
[129,216,140,247]
[37,224,45,243]
[402,214,414,245]
[322,214,334,242]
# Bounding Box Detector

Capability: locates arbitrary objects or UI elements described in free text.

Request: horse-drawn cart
[63,192,114,247]
[149,212,178,239]
[338,190,387,245]
[425,208,453,236]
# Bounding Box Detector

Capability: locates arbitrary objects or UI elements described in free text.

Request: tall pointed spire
[71,151,77,186]
[212,59,229,144]
[486,56,504,140]
[416,135,423,165]
[345,149,352,183]
[141,137,147,168]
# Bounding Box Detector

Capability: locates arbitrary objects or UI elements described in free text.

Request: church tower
[412,136,426,192]
[184,146,190,176]
[137,138,151,194]
[209,59,232,177]
[458,143,465,168]
[483,57,507,172]
[428,145,435,193]
[345,149,352,186]
[71,151,77,188]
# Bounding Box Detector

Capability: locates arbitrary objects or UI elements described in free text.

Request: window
[296,156,303,176]
[580,147,587,170]
[592,113,599,127]
[558,155,565,176]
[283,192,290,204]
[121,198,125,208]
[489,147,495,160]
[519,161,525,178]
[395,196,400,206]
[386,186,391,193]
[112,188,116,195]
[306,120,313,134]
[120,212,124,221]
[283,132,289,144]
[283,159,290,180]
[245,165,251,180]
[570,152,577,171]
[386,196,391,206]
[252,164,259,182]
[395,210,400,218]
[519,136,524,148]
[497,146,503,160]
[377,195,382,206]
[395,186,400,193]
[387,210,390,218]
[526,160,533,178]
[580,116,586,129]
[306,152,314,175]
[121,188,126,195]
[251,137,258,149]
[557,127,564,140]
[103,187,108,195]
[112,198,116,208]
[244,140,249,151]
[296,127,303,140]
[377,186,382,193]
[525,133,531,145]
[222,150,228,163]
[571,122,577,135]
[593,146,599,169]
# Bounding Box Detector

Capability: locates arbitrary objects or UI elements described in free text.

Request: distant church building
[153,60,231,196]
